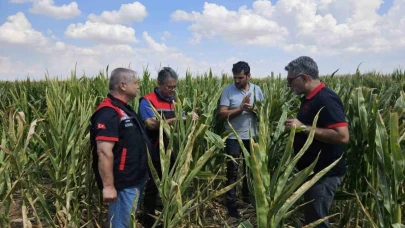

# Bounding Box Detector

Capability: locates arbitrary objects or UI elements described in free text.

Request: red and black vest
[140,90,176,161]
[90,94,150,190]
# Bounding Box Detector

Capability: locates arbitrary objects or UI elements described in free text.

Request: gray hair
[157,67,178,84]
[284,56,319,79]
[109,68,137,91]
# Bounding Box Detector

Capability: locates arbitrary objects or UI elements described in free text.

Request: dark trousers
[142,160,162,226]
[303,175,343,228]
[225,139,250,212]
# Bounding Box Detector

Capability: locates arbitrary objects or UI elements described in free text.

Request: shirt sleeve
[219,89,230,107]
[139,98,156,121]
[319,94,348,129]
[94,108,120,142]
[256,86,264,101]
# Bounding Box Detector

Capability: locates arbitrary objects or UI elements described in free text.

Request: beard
[235,82,247,89]
[290,87,304,96]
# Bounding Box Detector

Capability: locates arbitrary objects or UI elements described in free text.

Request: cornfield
[0,67,404,228]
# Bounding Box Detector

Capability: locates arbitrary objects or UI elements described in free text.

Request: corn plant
[145,96,239,228]
[0,110,52,227]
[31,78,98,227]
[0,67,404,227]
[228,99,340,227]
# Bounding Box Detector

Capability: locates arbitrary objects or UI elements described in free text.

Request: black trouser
[225,139,250,212]
[303,176,343,228]
[142,160,162,226]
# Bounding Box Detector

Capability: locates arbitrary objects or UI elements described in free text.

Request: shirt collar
[306,83,325,100]
[154,87,174,102]
[108,93,127,105]
[234,82,252,92]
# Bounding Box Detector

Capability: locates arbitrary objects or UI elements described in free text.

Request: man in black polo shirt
[90,67,150,227]
[284,56,349,228]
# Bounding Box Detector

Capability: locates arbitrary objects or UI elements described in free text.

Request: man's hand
[239,93,253,112]
[103,186,117,203]
[240,103,253,112]
[242,93,251,104]
[285,118,303,130]
[192,107,199,120]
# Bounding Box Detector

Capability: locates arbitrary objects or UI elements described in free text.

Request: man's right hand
[103,186,117,203]
[240,103,253,111]
[192,107,199,120]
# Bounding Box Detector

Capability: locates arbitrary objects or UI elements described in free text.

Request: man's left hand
[285,118,303,130]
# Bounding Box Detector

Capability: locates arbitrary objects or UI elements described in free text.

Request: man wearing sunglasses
[284,56,349,228]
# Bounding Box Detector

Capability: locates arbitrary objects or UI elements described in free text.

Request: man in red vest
[138,67,197,227]
[90,67,150,227]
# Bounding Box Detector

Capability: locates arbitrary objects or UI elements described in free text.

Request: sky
[0,0,404,80]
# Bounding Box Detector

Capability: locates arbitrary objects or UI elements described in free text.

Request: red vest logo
[97,123,106,129]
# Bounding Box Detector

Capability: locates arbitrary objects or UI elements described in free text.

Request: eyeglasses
[287,74,303,84]
[165,85,177,91]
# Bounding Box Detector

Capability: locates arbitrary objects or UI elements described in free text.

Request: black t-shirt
[294,83,347,177]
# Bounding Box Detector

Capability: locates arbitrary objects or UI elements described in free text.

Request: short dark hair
[284,56,319,80]
[157,67,178,84]
[232,61,250,76]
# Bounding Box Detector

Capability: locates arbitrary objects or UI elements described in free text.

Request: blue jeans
[303,175,343,228]
[108,177,147,228]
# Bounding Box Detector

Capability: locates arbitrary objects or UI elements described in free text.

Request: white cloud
[211,57,239,73]
[0,42,139,80]
[0,12,48,46]
[88,2,147,25]
[136,32,211,75]
[42,43,136,77]
[171,0,405,55]
[29,0,80,19]
[40,41,99,56]
[171,2,288,45]
[161,31,172,41]
[65,21,138,44]
[10,0,33,3]
[0,55,44,80]
[172,3,288,46]
[2,1,405,80]
[171,10,198,21]
[0,29,213,80]
[143,31,168,52]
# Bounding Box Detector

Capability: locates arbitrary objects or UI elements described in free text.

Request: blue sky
[0,0,403,80]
